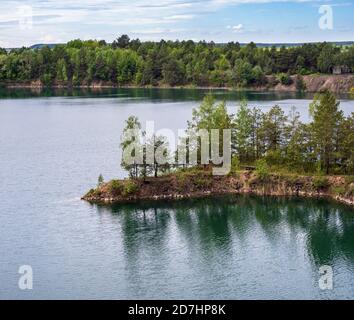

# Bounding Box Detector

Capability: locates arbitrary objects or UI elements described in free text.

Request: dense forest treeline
[120,91,354,179]
[0,35,354,88]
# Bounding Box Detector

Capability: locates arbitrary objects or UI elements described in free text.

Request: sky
[0,0,353,47]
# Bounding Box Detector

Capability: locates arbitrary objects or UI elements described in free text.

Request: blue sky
[0,0,353,47]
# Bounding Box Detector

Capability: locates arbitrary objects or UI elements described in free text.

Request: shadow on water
[2,86,352,101]
[92,195,354,269]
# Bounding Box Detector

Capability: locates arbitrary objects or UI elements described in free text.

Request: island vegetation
[1,35,353,92]
[83,91,354,206]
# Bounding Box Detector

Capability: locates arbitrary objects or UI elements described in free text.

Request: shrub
[194,177,212,189]
[312,176,330,190]
[331,186,346,196]
[255,159,270,180]
[41,73,53,86]
[264,150,282,167]
[295,75,306,91]
[87,189,96,196]
[345,176,354,185]
[299,68,311,75]
[176,172,190,192]
[123,181,139,196]
[277,73,293,86]
[110,180,123,195]
[86,188,101,197]
[251,65,266,85]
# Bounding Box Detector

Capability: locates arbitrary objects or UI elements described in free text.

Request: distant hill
[4,44,61,52]
[29,44,61,49]
[4,40,354,52]
[28,41,354,49]
[237,41,354,48]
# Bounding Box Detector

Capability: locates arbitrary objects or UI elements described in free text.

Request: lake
[0,88,353,299]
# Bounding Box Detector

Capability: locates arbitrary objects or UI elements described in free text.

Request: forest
[120,91,354,178]
[0,35,353,87]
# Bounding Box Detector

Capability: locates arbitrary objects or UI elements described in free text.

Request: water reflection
[0,86,342,101]
[96,195,354,272]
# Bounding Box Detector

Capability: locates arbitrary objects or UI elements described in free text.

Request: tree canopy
[121,91,354,178]
[0,37,353,87]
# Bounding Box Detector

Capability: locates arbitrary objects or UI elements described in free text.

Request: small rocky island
[84,91,354,207]
[83,168,354,207]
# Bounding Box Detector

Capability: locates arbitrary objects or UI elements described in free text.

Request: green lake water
[0,88,353,299]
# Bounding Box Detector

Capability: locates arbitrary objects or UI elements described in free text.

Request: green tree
[251,65,266,85]
[112,35,130,49]
[144,135,171,178]
[233,59,253,87]
[249,107,263,161]
[56,58,68,81]
[162,58,185,86]
[0,38,353,90]
[233,100,253,162]
[120,116,142,178]
[255,158,269,180]
[188,95,232,164]
[317,44,339,73]
[210,55,232,87]
[338,113,354,174]
[259,105,288,153]
[284,107,309,170]
[309,91,344,174]
[189,95,232,146]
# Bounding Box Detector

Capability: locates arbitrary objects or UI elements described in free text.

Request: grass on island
[85,165,354,204]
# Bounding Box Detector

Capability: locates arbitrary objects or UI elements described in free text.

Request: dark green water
[94,196,354,300]
[0,88,353,299]
[0,86,353,101]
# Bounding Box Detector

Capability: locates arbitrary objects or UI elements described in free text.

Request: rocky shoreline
[2,74,354,94]
[82,171,354,207]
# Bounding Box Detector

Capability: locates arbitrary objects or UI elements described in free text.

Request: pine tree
[309,91,344,174]
[233,100,253,162]
[120,116,142,178]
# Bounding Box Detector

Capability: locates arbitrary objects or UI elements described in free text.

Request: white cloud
[227,24,244,33]
[131,28,186,34]
[0,0,351,46]
[164,14,195,21]
[0,0,200,45]
[212,0,319,4]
